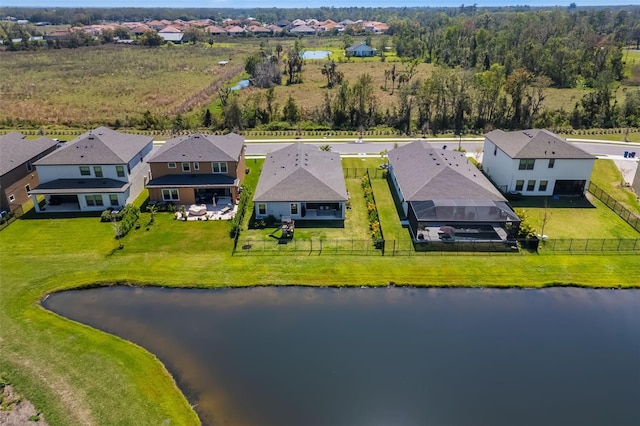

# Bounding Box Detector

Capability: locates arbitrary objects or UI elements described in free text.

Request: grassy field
[0,43,252,126]
[2,37,638,132]
[589,158,640,216]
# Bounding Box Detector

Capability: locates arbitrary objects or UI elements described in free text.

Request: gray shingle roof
[148,133,244,163]
[485,129,594,159]
[0,132,57,175]
[388,141,506,202]
[253,143,348,202]
[34,127,152,166]
[346,42,375,52]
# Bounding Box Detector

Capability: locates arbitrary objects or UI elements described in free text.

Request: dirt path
[0,385,48,426]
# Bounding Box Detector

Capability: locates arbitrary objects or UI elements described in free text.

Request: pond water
[301,50,331,60]
[43,287,640,426]
[230,79,250,91]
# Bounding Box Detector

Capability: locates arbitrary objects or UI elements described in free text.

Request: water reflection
[43,287,640,426]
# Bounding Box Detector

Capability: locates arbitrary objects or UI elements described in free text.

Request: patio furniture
[188,204,207,216]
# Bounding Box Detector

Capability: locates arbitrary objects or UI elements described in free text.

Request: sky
[6,0,628,9]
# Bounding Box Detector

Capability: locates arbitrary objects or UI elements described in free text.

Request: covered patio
[28,178,130,212]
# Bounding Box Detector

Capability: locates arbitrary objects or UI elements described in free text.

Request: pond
[230,79,250,91]
[301,50,332,60]
[43,287,640,426]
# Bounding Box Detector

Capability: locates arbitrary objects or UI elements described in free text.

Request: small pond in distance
[301,50,331,60]
[43,287,640,426]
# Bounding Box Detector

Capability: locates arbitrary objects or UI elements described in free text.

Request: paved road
[242,137,640,157]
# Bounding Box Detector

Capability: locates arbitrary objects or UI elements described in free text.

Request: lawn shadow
[510,196,595,209]
[18,209,102,220]
[294,219,345,228]
[385,175,407,220]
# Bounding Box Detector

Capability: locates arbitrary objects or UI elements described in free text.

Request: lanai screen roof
[411,199,520,222]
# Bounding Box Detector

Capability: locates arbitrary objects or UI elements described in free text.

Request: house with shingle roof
[225,25,246,36]
[0,132,57,214]
[146,133,245,206]
[158,25,184,43]
[346,42,376,57]
[253,143,348,221]
[483,129,596,196]
[388,141,520,243]
[289,24,316,35]
[30,127,153,213]
[205,25,226,36]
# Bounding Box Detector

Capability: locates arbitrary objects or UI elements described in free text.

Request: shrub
[361,174,384,247]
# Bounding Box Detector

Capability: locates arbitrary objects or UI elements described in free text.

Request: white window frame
[25,184,31,193]
[168,162,177,169]
[290,203,298,215]
[8,194,15,202]
[194,162,200,171]
[539,180,548,192]
[79,166,91,176]
[258,203,266,215]
[116,165,126,177]
[212,162,228,173]
[94,166,103,177]
[162,189,180,201]
[109,194,119,206]
[182,162,191,172]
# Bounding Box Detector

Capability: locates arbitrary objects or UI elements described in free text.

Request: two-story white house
[482,129,596,196]
[29,127,153,212]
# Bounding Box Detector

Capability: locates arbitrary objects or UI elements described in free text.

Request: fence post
[393,239,396,256]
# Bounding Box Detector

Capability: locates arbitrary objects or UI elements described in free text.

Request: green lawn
[589,159,640,216]
[1,155,639,426]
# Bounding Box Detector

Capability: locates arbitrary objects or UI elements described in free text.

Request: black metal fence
[588,182,640,233]
[233,237,640,256]
[0,205,24,232]
[234,239,385,256]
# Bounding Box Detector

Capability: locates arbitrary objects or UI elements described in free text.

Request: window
[182,162,191,172]
[85,195,104,207]
[548,159,555,168]
[79,166,90,176]
[515,180,524,191]
[493,146,497,156]
[26,161,32,172]
[527,180,536,191]
[258,204,266,215]
[290,203,298,215]
[539,180,548,192]
[162,189,179,201]
[212,162,228,173]
[194,162,200,171]
[109,194,119,206]
[25,184,31,193]
[518,159,535,170]
[116,165,125,177]
[94,166,103,177]
[168,162,176,169]
[8,194,15,202]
